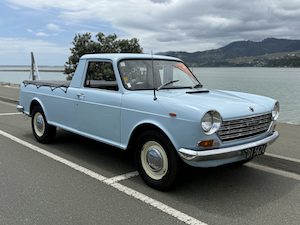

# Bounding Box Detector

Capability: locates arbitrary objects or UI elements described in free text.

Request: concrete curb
[253,154,300,175]
[0,95,18,104]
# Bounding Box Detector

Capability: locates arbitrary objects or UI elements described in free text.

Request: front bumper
[178,131,279,167]
[16,105,24,113]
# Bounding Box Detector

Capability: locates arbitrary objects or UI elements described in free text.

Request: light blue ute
[17,53,279,190]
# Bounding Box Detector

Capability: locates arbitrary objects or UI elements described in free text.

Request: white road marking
[110,182,207,225]
[104,171,139,184]
[0,129,207,225]
[247,162,300,181]
[0,129,107,181]
[0,112,22,116]
[265,153,300,164]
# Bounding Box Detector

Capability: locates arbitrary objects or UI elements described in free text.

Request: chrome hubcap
[34,112,45,137]
[141,141,168,180]
[146,148,163,172]
[36,115,44,132]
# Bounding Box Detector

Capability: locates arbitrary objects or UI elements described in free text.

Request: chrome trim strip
[178,131,279,161]
[16,105,24,113]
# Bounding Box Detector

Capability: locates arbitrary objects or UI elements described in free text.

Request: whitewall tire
[135,130,179,191]
[31,105,56,143]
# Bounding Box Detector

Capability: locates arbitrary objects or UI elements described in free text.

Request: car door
[75,60,121,146]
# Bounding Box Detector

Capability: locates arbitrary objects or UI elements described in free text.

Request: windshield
[118,59,201,90]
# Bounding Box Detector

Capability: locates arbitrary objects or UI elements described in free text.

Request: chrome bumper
[16,105,24,113]
[178,131,279,162]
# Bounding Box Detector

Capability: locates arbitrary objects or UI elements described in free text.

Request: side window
[84,61,118,91]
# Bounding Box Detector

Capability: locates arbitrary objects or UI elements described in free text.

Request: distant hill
[159,38,300,67]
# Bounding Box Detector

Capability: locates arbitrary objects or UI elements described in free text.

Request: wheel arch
[30,98,56,143]
[29,98,47,117]
[127,122,177,152]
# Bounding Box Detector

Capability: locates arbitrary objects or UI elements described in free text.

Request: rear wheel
[135,130,179,191]
[31,105,56,143]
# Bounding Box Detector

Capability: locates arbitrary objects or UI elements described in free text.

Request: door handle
[76,93,85,100]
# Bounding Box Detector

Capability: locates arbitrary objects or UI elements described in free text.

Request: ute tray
[23,80,71,93]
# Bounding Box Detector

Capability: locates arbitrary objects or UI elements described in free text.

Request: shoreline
[0,83,299,126]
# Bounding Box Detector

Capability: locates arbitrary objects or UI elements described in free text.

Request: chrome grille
[217,113,272,142]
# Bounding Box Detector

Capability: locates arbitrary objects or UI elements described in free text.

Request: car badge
[248,106,254,112]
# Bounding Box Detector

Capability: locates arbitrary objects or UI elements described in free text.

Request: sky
[0,0,300,65]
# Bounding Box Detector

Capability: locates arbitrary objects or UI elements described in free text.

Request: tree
[64,32,143,76]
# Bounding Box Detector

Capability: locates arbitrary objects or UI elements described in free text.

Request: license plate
[244,144,266,159]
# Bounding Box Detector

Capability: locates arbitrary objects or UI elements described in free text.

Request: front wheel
[134,130,179,191]
[31,105,56,143]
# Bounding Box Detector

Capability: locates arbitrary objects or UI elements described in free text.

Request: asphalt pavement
[0,85,299,225]
[0,85,19,104]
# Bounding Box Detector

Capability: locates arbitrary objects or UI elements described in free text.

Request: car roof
[80,53,182,62]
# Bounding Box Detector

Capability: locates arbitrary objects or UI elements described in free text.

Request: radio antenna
[151,50,157,101]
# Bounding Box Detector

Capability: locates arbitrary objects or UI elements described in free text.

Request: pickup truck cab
[18,53,279,190]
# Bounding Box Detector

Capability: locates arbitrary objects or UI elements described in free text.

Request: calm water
[193,67,300,125]
[0,66,299,124]
[0,66,65,84]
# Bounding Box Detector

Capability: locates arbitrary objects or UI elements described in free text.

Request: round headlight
[272,102,280,121]
[201,111,222,135]
[202,113,213,132]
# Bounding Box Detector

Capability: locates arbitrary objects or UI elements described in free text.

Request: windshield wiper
[157,80,179,90]
[193,84,203,88]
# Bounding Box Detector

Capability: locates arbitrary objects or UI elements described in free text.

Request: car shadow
[24,129,299,220]
[35,129,136,177]
[122,160,299,220]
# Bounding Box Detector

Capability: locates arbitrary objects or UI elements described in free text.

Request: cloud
[0,37,69,65]
[150,0,172,3]
[27,29,48,37]
[36,31,48,36]
[26,24,63,38]
[0,37,68,53]
[46,23,63,32]
[5,0,300,53]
